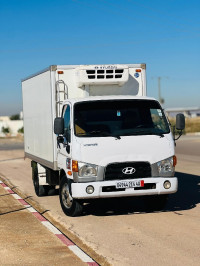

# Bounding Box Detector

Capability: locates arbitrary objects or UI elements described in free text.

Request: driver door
[57,103,72,170]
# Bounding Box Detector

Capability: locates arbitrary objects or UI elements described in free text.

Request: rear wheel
[59,176,83,217]
[32,164,55,197]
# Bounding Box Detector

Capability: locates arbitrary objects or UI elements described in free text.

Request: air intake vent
[86,70,95,74]
[76,65,129,87]
[86,69,124,80]
[104,162,151,181]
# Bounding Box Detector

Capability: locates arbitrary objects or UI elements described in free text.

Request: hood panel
[73,134,174,167]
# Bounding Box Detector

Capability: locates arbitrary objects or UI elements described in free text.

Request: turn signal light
[57,71,64,74]
[72,160,78,172]
[136,69,141,72]
[173,156,177,167]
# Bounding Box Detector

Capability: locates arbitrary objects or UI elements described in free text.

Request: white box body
[22,64,146,170]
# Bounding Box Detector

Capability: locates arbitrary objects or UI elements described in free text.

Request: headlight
[157,156,175,177]
[78,162,98,177]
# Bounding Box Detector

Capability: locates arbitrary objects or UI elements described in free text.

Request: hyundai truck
[22,64,185,216]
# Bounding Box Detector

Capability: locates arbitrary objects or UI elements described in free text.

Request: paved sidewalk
[0,183,86,266]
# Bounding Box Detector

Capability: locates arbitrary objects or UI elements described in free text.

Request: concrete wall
[0,116,10,121]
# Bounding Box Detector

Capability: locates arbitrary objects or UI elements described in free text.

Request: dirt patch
[0,136,24,143]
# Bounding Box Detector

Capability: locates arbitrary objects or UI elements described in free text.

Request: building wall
[0,120,23,136]
[0,116,10,122]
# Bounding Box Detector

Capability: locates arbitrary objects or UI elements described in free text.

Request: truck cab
[55,95,184,216]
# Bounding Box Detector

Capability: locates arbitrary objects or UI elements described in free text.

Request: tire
[32,165,54,197]
[144,194,168,211]
[59,176,83,217]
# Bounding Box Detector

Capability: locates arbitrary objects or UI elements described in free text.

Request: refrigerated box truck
[22,64,185,216]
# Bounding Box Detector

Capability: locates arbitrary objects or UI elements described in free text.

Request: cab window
[62,104,71,143]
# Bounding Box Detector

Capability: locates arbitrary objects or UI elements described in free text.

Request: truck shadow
[83,172,200,216]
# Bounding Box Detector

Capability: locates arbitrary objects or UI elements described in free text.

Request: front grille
[104,162,151,181]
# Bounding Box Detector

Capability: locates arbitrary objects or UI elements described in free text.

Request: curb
[186,132,200,136]
[0,180,98,266]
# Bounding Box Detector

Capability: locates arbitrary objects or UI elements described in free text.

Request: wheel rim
[61,183,73,209]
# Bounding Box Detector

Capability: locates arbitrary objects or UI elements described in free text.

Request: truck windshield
[74,100,170,138]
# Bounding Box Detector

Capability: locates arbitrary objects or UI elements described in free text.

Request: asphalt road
[175,135,200,157]
[0,138,24,150]
[0,136,200,265]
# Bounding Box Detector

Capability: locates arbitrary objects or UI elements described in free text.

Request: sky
[0,0,200,116]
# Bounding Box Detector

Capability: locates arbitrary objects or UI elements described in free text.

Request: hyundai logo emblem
[122,167,136,175]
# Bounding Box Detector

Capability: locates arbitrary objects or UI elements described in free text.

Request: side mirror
[54,117,64,135]
[176,113,185,130]
[173,113,185,142]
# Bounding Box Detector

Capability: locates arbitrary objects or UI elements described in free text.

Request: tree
[10,114,20,120]
[2,126,10,134]
[18,127,24,134]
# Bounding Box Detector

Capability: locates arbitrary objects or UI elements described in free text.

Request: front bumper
[71,177,178,199]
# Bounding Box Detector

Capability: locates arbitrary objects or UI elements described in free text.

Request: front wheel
[59,176,83,217]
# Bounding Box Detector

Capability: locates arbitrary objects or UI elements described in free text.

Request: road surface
[0,137,24,150]
[0,136,200,265]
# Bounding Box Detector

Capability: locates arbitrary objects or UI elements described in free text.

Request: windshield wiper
[77,131,121,139]
[77,131,110,137]
[126,129,149,136]
[89,131,121,139]
[141,131,165,138]
[124,129,165,138]
[152,132,164,138]
[88,130,110,136]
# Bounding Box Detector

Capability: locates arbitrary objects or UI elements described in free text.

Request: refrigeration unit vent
[86,69,124,80]
[76,65,129,87]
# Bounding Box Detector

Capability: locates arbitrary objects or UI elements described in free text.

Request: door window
[63,104,71,143]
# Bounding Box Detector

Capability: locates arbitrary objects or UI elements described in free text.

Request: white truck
[22,64,185,216]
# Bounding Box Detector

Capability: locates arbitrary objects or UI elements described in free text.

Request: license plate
[116,180,144,189]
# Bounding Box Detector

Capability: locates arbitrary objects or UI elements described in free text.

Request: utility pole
[157,77,165,104]
[152,76,168,104]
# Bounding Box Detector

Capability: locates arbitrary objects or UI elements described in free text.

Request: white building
[0,115,23,136]
[165,107,200,118]
[0,116,10,121]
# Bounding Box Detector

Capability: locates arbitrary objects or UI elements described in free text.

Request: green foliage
[185,117,200,133]
[10,114,20,120]
[2,126,10,134]
[169,119,185,135]
[169,117,200,134]
[18,127,24,134]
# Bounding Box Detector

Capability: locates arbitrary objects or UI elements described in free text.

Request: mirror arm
[57,135,64,148]
[57,136,61,149]
[174,130,183,141]
[172,125,175,139]
[62,139,70,153]
[66,144,70,154]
